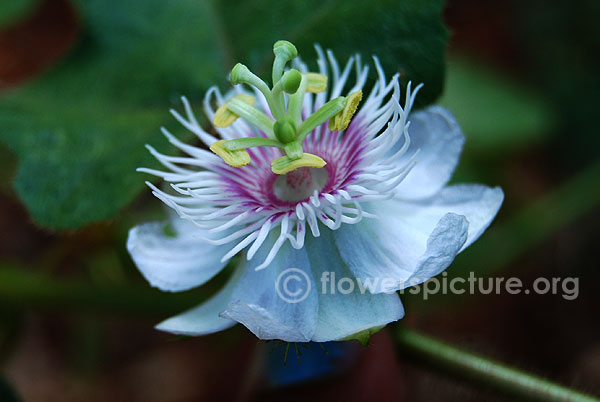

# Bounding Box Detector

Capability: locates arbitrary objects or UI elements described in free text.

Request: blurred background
[0,0,599,401]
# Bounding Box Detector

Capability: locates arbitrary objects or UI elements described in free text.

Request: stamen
[213,94,255,127]
[271,153,326,175]
[224,97,275,137]
[223,137,283,151]
[305,73,328,93]
[329,90,363,131]
[209,140,250,167]
[296,97,346,142]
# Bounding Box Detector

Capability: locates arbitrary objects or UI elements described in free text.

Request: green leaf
[0,106,169,228]
[0,0,36,28]
[439,56,555,151]
[0,0,448,229]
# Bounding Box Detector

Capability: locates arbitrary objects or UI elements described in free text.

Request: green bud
[281,69,302,94]
[273,118,297,144]
[273,40,297,60]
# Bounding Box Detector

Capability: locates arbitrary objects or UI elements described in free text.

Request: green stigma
[210,40,362,175]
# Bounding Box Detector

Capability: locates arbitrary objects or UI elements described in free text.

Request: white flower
[127,42,503,342]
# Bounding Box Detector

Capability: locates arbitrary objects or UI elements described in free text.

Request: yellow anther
[210,140,251,167]
[271,153,326,175]
[213,94,255,127]
[328,90,362,131]
[305,73,328,93]
[328,112,341,132]
[340,90,363,129]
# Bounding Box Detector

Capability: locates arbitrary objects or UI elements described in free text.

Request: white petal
[220,235,318,342]
[395,184,504,251]
[305,230,404,342]
[394,106,465,199]
[155,266,242,335]
[334,185,503,292]
[430,184,505,250]
[334,210,468,293]
[127,219,228,292]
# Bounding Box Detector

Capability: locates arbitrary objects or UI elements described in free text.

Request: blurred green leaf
[518,0,600,169]
[439,56,555,151]
[0,376,21,402]
[0,0,222,229]
[0,261,220,316]
[0,311,21,365]
[0,0,36,28]
[218,0,448,106]
[454,158,600,276]
[0,0,448,229]
[0,144,17,192]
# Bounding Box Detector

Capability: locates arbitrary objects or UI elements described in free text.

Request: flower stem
[395,327,599,402]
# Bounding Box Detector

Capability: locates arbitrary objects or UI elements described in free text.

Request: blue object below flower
[266,341,358,386]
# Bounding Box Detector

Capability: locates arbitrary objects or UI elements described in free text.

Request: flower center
[208,40,362,175]
[272,167,329,202]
